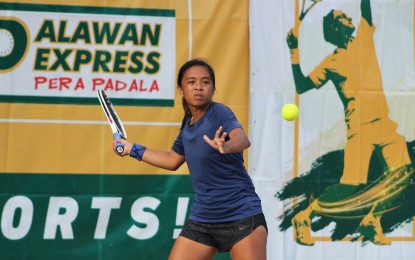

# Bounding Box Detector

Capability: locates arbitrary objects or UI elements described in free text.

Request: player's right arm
[286,26,317,94]
[141,149,185,171]
[114,139,185,171]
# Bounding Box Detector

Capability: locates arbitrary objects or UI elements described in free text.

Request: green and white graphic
[278,0,415,247]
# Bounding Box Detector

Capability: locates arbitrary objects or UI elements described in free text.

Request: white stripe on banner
[0,118,181,127]
[188,0,193,59]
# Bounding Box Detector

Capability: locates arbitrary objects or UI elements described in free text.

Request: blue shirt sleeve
[172,130,184,156]
[221,106,242,133]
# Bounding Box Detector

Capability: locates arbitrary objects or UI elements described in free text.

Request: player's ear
[178,87,184,96]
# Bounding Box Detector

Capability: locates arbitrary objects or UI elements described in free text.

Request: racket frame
[97,90,127,154]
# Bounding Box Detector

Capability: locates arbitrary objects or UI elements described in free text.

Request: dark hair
[323,10,354,47]
[323,10,339,46]
[177,58,216,129]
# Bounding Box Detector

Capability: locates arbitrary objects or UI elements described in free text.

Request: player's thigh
[169,236,218,260]
[230,226,267,260]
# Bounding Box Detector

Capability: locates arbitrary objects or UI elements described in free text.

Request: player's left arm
[203,127,250,154]
[226,127,251,153]
[361,0,372,26]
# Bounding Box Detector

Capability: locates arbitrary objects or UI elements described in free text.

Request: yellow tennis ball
[281,103,299,121]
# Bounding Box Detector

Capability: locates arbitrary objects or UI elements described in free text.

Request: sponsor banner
[0,3,176,106]
[0,0,249,176]
[1,0,248,259]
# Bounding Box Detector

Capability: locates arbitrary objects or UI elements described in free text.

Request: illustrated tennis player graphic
[278,0,415,246]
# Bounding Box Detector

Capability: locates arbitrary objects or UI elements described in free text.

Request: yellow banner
[0,0,249,175]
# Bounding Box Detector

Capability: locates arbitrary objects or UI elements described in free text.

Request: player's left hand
[203,126,227,154]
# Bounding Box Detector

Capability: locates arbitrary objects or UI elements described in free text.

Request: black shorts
[179,212,268,252]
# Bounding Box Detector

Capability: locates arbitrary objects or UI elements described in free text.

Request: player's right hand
[113,138,132,156]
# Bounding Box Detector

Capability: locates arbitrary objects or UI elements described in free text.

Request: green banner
[0,174,230,259]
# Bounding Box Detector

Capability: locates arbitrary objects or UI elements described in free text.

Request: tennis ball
[281,103,299,121]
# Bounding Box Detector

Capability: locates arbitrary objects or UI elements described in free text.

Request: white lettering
[1,196,33,239]
[127,197,160,239]
[44,197,78,239]
[91,197,122,239]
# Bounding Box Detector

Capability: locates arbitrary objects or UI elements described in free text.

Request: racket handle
[113,133,124,155]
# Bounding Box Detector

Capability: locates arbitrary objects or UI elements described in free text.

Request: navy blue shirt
[172,102,262,222]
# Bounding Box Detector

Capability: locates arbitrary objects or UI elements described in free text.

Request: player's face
[180,65,214,108]
[333,10,355,32]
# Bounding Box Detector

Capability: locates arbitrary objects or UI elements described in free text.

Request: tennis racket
[299,0,321,21]
[97,90,127,155]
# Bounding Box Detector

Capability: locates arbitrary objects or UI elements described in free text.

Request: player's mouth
[194,94,204,100]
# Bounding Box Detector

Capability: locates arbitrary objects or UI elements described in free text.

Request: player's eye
[338,14,347,19]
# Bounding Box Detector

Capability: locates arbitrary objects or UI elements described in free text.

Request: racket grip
[113,133,124,155]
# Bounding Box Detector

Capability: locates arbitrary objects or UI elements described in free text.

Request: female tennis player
[113,58,267,259]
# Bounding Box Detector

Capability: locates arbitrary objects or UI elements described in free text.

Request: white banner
[250,0,415,259]
[0,3,176,105]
